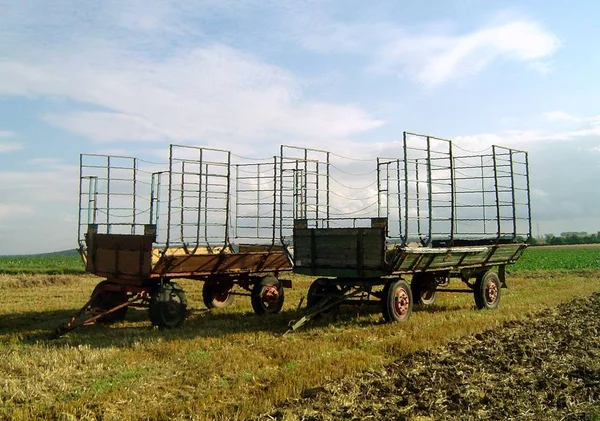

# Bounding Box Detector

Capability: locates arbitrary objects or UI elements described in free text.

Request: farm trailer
[286,132,531,331]
[56,145,311,335]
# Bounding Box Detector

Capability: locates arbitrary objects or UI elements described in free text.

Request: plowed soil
[259,293,600,421]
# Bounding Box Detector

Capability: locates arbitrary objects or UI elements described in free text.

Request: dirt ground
[258,293,600,421]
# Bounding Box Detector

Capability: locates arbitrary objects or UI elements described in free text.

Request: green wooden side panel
[294,227,386,276]
[293,225,527,278]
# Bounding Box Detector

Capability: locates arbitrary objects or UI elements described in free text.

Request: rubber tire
[251,276,284,315]
[382,279,413,322]
[202,281,234,309]
[149,283,187,328]
[474,271,501,310]
[89,281,128,323]
[411,273,437,306]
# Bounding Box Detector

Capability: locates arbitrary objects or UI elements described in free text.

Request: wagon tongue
[283,295,345,334]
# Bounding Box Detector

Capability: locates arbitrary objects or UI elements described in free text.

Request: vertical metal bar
[180,160,186,244]
[403,132,409,246]
[525,152,532,241]
[295,160,301,219]
[386,162,390,224]
[204,163,209,247]
[150,173,156,224]
[166,145,174,247]
[326,152,330,228]
[93,177,98,225]
[78,155,84,244]
[396,159,402,240]
[448,141,455,244]
[376,157,381,218]
[257,163,261,239]
[481,155,486,235]
[271,156,277,246]
[224,151,231,248]
[195,149,204,250]
[509,149,517,240]
[303,149,308,220]
[106,156,111,234]
[156,172,162,236]
[279,146,284,242]
[492,145,501,240]
[132,158,137,234]
[315,158,320,222]
[86,177,94,225]
[235,164,239,241]
[415,158,421,237]
[426,136,433,246]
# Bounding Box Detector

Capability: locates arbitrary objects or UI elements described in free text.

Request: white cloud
[0,130,22,152]
[544,111,580,122]
[453,113,600,150]
[376,20,560,86]
[0,204,35,219]
[0,44,383,146]
[292,14,560,87]
[43,112,169,143]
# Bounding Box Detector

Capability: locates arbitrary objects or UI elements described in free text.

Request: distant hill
[1,249,80,258]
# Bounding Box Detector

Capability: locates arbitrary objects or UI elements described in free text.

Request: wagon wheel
[149,282,187,328]
[89,281,128,323]
[251,276,285,315]
[202,280,234,309]
[474,271,501,310]
[306,279,342,318]
[410,273,437,306]
[382,279,413,322]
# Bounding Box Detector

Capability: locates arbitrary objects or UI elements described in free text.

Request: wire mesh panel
[279,145,383,234]
[232,159,278,245]
[378,132,454,246]
[377,132,531,246]
[491,146,531,241]
[278,146,331,242]
[163,145,231,251]
[78,154,161,249]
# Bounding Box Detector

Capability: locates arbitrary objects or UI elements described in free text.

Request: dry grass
[1,271,600,420]
[0,274,82,289]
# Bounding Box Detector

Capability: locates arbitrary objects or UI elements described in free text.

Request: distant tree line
[535,232,600,246]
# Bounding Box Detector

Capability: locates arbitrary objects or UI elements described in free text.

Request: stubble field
[0,245,599,420]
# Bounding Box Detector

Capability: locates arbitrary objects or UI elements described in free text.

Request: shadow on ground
[0,298,471,348]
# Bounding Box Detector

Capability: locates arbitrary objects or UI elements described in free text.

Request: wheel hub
[486,282,498,303]
[394,288,410,316]
[261,285,280,308]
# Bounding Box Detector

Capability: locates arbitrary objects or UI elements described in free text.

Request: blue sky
[1,0,600,254]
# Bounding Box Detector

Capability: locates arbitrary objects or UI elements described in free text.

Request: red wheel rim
[394,287,410,317]
[261,285,280,309]
[486,281,498,304]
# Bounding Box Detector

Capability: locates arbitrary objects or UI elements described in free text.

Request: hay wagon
[57,145,309,334]
[287,132,531,331]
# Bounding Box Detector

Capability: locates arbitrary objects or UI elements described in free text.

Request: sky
[1,0,600,254]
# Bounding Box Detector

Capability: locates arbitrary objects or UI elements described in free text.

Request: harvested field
[259,293,600,421]
[2,246,600,420]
